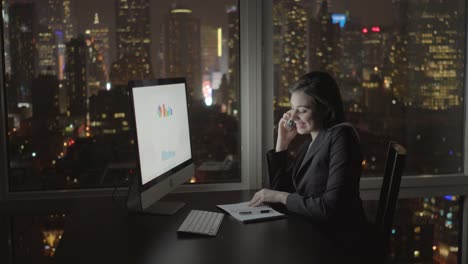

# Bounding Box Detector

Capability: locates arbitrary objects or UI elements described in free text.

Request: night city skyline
[1,0,464,184]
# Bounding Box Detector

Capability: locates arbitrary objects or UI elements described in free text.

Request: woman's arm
[266,149,295,193]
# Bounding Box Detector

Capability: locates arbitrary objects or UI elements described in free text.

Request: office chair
[375,141,407,257]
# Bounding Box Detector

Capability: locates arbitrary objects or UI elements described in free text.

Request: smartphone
[286,119,295,128]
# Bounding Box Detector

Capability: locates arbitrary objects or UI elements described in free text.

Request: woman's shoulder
[326,122,360,143]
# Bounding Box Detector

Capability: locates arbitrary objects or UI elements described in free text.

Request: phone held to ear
[287,119,295,128]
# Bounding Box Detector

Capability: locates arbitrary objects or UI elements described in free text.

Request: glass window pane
[272,0,465,177]
[3,0,240,191]
[9,213,67,260]
[363,195,461,264]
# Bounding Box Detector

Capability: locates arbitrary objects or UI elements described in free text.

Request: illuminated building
[273,0,308,108]
[162,5,202,100]
[38,0,74,80]
[85,13,110,83]
[111,0,152,85]
[62,0,76,41]
[37,28,57,76]
[85,40,107,97]
[201,25,221,75]
[361,26,390,113]
[65,36,87,122]
[385,0,410,103]
[226,5,239,116]
[399,0,463,110]
[338,22,363,108]
[308,0,340,78]
[9,2,37,109]
[200,26,221,106]
[89,89,131,136]
[84,14,109,98]
[418,196,460,263]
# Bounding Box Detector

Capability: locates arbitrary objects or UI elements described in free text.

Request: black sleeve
[266,142,310,193]
[266,149,295,193]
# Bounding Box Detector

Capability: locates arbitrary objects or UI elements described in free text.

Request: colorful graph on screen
[157,104,173,118]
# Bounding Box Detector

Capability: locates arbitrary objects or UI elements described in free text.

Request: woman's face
[290,91,320,135]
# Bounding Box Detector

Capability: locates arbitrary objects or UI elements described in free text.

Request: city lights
[204,97,213,106]
[331,13,347,28]
[217,28,222,57]
[171,9,192,14]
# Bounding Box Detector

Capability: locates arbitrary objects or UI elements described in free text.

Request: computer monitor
[126,78,195,215]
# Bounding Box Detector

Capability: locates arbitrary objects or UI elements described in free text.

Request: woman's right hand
[276,110,297,152]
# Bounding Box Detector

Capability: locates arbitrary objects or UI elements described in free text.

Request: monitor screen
[127,78,194,215]
[131,81,192,186]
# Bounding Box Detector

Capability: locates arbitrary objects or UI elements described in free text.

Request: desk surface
[1,191,381,264]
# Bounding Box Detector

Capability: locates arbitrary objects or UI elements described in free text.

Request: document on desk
[216,202,285,223]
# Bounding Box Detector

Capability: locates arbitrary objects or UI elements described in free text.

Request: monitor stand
[126,174,186,215]
[143,201,186,215]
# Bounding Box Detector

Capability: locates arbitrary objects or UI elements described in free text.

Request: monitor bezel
[128,78,193,192]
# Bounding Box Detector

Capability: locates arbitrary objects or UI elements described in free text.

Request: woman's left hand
[248,188,289,207]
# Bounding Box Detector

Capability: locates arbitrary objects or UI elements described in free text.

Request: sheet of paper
[217,202,285,223]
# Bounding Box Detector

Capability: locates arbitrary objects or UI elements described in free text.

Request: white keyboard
[177,210,224,236]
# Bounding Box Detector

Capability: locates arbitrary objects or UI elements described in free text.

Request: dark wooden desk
[2,191,381,264]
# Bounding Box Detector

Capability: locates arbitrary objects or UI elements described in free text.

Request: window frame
[0,2,467,260]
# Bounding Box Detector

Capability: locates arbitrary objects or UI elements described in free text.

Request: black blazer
[267,123,367,225]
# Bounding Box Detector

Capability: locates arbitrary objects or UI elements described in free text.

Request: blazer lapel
[295,129,328,178]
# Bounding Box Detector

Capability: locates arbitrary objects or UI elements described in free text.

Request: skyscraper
[163,5,201,100]
[85,13,110,82]
[65,36,87,121]
[339,22,363,107]
[273,0,308,107]
[37,27,57,76]
[308,0,341,77]
[401,0,463,110]
[40,0,73,80]
[84,37,107,97]
[32,75,59,121]
[226,5,240,115]
[384,0,410,104]
[361,26,390,113]
[9,2,37,108]
[111,0,152,85]
[201,25,221,76]
[62,0,76,42]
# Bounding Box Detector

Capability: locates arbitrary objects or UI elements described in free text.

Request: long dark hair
[289,71,345,128]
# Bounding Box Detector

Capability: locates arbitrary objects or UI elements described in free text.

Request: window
[363,195,461,264]
[2,0,240,191]
[271,0,465,177]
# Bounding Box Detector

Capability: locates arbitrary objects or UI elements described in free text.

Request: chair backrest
[375,141,407,249]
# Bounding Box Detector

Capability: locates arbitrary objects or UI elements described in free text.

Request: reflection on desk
[1,191,383,264]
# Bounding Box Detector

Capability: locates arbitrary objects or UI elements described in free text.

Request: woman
[248,71,367,226]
